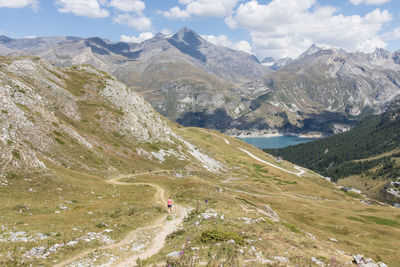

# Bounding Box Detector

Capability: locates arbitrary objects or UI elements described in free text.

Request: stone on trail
[166,251,182,259]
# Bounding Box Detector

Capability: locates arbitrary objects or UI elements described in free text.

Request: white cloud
[226,0,393,59]
[109,0,145,14]
[162,6,190,19]
[382,27,400,40]
[120,32,154,43]
[349,0,390,5]
[179,0,193,4]
[202,34,252,54]
[113,13,152,31]
[233,40,253,54]
[163,0,238,19]
[161,28,172,36]
[0,0,38,10]
[56,0,109,18]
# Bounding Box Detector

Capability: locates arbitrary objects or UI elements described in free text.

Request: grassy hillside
[1,57,399,266]
[265,100,400,203]
[266,101,400,180]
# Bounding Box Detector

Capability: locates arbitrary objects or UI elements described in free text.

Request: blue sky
[0,0,399,59]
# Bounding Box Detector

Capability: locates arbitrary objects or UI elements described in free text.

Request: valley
[2,29,400,135]
[266,100,400,206]
[0,56,399,266]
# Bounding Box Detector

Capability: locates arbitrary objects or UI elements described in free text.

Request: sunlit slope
[0,57,398,266]
[166,127,400,266]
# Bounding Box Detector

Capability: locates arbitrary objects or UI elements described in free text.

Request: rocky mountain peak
[262,57,275,63]
[168,27,207,62]
[0,35,11,43]
[368,47,391,62]
[300,44,321,57]
[392,50,400,64]
[170,27,205,46]
[153,32,166,40]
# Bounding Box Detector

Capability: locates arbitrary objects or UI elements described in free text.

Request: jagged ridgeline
[2,31,400,135]
[1,56,400,266]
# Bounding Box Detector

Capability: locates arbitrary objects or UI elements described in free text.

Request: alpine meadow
[0,0,400,266]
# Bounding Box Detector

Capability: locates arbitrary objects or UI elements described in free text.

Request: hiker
[167,197,173,214]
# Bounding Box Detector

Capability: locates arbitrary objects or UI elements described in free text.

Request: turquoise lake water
[238,136,318,149]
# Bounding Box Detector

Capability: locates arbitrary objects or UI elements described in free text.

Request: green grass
[6,171,23,180]
[11,149,21,159]
[347,216,367,223]
[200,229,244,245]
[2,59,400,266]
[360,215,400,226]
[54,137,65,145]
[235,197,256,207]
[64,70,91,96]
[282,222,300,233]
[345,191,364,199]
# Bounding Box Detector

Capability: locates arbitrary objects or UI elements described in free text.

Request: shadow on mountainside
[177,108,358,135]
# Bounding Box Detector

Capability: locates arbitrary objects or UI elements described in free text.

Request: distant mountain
[2,34,400,135]
[0,28,269,124]
[228,45,400,135]
[0,28,268,84]
[265,99,400,204]
[261,56,293,70]
[261,57,275,67]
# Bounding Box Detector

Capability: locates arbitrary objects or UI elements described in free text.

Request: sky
[0,0,400,60]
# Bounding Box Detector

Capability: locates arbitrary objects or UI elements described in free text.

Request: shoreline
[225,131,324,139]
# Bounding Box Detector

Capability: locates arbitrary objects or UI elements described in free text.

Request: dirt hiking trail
[55,172,187,267]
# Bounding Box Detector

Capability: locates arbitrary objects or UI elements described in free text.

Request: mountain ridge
[1,33,400,135]
[229,44,400,135]
[1,56,399,266]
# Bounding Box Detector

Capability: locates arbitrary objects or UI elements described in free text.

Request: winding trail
[239,149,305,177]
[199,129,230,145]
[199,129,305,177]
[55,172,186,267]
[57,131,305,266]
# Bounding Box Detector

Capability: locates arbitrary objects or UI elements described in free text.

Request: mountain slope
[0,29,269,125]
[230,46,400,135]
[265,99,400,203]
[0,30,268,85]
[0,57,399,266]
[0,56,224,178]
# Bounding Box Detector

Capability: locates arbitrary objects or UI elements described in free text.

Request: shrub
[12,149,21,159]
[360,215,400,226]
[282,222,300,233]
[200,229,244,245]
[110,209,121,218]
[167,229,185,239]
[54,137,65,145]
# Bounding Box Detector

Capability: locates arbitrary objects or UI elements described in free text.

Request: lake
[238,136,318,149]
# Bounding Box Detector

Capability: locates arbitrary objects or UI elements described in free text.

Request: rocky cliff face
[0,56,223,179]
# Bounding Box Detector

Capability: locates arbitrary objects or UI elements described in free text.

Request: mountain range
[1,56,399,266]
[231,45,400,135]
[1,28,400,135]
